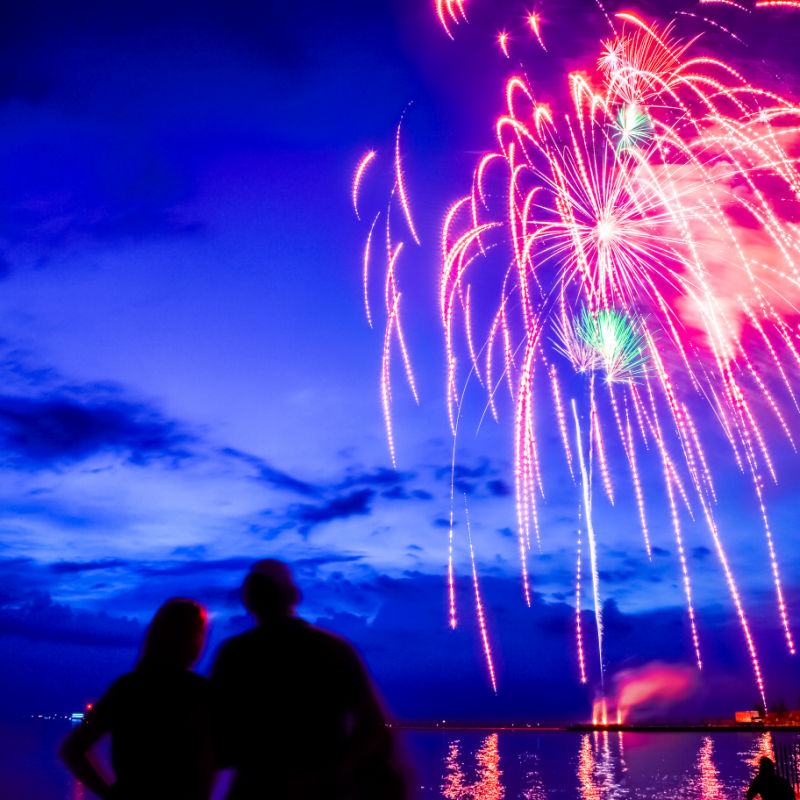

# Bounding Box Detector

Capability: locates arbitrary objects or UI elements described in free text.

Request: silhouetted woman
[60,598,215,800]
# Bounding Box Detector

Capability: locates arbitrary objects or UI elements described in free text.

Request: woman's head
[139,598,207,669]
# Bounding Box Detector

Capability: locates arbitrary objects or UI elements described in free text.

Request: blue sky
[1,0,800,723]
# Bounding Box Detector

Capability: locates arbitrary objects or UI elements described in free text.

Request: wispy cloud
[0,392,190,468]
[288,489,374,536]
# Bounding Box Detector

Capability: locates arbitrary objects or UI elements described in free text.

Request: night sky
[2,0,800,725]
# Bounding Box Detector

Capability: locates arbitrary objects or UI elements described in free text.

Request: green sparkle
[613,104,653,153]
[557,306,649,383]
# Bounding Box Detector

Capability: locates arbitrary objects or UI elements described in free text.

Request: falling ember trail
[576,526,587,684]
[572,400,604,690]
[466,498,498,693]
[394,114,420,245]
[527,13,546,50]
[498,31,510,58]
[352,150,376,221]
[358,6,800,705]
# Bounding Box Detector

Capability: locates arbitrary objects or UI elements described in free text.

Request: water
[2,721,784,798]
[405,729,779,798]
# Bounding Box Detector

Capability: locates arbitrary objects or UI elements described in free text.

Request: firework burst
[356,5,800,704]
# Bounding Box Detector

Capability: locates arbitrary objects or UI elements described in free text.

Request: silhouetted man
[211,560,407,799]
[746,757,796,799]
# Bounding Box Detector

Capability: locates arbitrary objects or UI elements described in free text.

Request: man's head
[759,757,775,775]
[243,559,301,622]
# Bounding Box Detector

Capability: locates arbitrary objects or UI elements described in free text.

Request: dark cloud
[0,392,189,468]
[134,557,254,579]
[692,546,712,560]
[294,554,364,571]
[128,554,365,580]
[49,559,130,574]
[433,518,454,528]
[487,479,511,497]
[375,483,433,502]
[435,459,493,482]
[220,447,320,497]
[381,486,409,500]
[288,489,375,535]
[0,591,140,648]
[337,467,413,489]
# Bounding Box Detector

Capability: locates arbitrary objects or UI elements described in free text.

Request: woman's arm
[59,714,115,799]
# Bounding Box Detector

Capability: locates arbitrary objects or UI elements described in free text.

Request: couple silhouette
[60,559,408,800]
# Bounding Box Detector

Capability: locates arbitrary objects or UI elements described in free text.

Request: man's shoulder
[103,670,142,697]
[214,620,360,663]
[303,622,356,652]
[218,628,262,648]
[214,628,265,663]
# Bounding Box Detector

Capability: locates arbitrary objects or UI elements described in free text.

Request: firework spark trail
[651,412,704,669]
[682,403,716,503]
[466,498,498,693]
[466,14,800,689]
[697,483,767,706]
[515,339,537,597]
[381,295,400,468]
[590,378,615,505]
[752,470,796,654]
[756,0,800,7]
[742,301,800,415]
[395,114,420,245]
[700,0,748,9]
[737,429,796,653]
[352,150,376,221]
[625,408,651,558]
[647,342,766,689]
[675,11,747,44]
[382,241,419,409]
[549,362,576,480]
[436,0,467,39]
[576,526,588,684]
[498,31,510,58]
[572,399,604,689]
[360,4,800,701]
[362,213,380,328]
[527,12,546,50]
[463,285,485,388]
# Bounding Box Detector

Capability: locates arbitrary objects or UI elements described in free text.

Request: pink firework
[355,7,800,703]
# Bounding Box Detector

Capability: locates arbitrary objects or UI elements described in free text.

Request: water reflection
[744,731,774,769]
[442,734,504,799]
[520,750,546,800]
[698,737,724,800]
[442,740,468,799]
[578,734,601,800]
[475,734,504,800]
[577,731,629,799]
[439,730,776,799]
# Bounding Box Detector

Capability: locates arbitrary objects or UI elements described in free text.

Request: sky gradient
[1,0,800,724]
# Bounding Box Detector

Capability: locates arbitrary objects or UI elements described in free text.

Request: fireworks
[556,307,649,383]
[612,104,653,153]
[354,3,800,704]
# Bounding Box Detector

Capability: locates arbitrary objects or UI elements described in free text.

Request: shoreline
[391,723,800,733]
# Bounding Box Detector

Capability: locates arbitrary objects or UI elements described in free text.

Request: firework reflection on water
[419,730,782,799]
